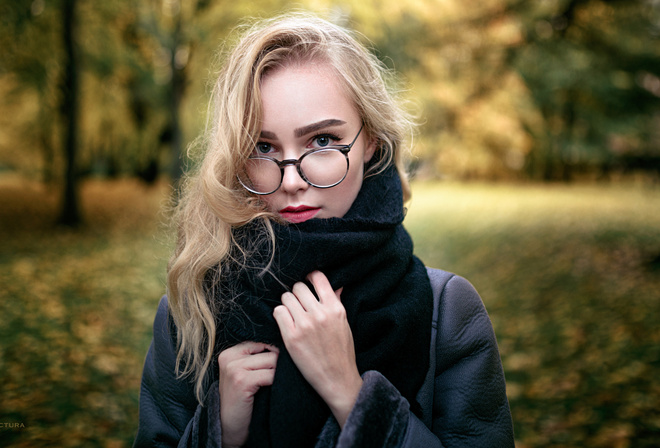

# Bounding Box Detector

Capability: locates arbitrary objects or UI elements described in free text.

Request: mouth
[279,205,321,223]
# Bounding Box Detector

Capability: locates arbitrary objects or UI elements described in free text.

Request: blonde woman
[134,13,513,448]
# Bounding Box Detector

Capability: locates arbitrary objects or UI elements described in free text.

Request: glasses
[238,124,364,195]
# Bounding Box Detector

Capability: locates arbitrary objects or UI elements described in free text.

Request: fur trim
[315,371,410,448]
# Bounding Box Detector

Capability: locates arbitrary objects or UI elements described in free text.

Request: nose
[279,164,309,194]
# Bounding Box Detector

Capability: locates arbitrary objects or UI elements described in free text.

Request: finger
[307,270,338,305]
[280,291,310,321]
[251,367,277,388]
[225,367,277,397]
[237,350,279,371]
[291,281,320,312]
[218,342,278,368]
[222,340,276,354]
[273,304,295,333]
[242,341,279,355]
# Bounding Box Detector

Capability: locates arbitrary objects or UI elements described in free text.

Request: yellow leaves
[592,424,635,448]
[488,15,524,46]
[608,361,648,388]
[504,352,541,372]
[1,178,171,447]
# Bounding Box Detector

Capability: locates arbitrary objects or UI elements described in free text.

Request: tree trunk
[58,0,82,227]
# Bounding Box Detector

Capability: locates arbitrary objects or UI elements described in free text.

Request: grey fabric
[133,269,514,447]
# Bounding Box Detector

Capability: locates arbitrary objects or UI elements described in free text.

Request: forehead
[259,61,359,130]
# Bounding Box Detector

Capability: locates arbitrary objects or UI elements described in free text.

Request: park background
[1,0,659,446]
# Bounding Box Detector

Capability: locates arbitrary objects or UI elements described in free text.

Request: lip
[279,205,321,223]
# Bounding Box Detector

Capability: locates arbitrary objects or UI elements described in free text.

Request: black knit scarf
[214,165,433,447]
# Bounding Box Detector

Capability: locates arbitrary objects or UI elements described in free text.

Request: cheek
[329,161,364,211]
[346,162,364,190]
[259,193,279,213]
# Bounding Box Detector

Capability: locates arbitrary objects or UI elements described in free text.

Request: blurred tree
[349,0,660,181]
[350,0,538,179]
[58,0,81,226]
[136,0,201,185]
[0,0,61,182]
[3,0,656,191]
[79,0,167,182]
[510,0,660,181]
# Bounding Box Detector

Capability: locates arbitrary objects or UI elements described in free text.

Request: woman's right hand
[218,341,279,448]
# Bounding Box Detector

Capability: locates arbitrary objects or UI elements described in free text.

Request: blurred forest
[1,0,659,225]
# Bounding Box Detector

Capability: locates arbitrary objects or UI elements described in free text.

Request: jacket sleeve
[133,296,224,448]
[316,274,514,448]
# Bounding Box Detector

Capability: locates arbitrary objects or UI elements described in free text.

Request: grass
[1,176,659,447]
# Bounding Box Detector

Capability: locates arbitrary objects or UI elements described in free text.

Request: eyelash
[255,132,343,154]
[311,133,341,146]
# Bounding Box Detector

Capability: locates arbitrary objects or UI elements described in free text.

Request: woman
[134,13,514,448]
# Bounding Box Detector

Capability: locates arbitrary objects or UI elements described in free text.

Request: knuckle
[286,329,304,347]
[273,305,286,317]
[315,313,329,326]
[281,293,296,307]
[328,302,345,317]
[292,282,308,295]
[232,371,248,389]
[218,349,233,366]
[297,318,314,332]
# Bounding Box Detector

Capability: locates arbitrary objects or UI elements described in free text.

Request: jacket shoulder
[423,268,514,447]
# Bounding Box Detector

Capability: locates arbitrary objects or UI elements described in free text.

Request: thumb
[334,287,344,301]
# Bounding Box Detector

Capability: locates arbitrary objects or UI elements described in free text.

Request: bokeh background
[1,0,659,446]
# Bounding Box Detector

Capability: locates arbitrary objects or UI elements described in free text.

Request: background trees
[0,0,658,224]
[354,0,660,181]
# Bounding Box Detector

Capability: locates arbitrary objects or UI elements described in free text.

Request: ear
[363,137,378,163]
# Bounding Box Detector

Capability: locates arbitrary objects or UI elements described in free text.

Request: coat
[133,268,515,447]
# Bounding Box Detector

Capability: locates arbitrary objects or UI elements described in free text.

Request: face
[254,62,376,223]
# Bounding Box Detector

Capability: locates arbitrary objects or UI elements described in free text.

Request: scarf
[214,165,433,447]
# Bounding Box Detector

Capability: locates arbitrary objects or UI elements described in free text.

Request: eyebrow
[259,119,347,140]
[294,119,346,138]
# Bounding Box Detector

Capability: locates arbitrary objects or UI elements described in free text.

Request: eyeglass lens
[240,148,349,194]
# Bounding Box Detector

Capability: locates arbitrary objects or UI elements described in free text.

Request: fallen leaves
[1,178,659,447]
[406,181,660,447]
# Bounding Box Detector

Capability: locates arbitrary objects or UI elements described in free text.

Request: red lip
[279,205,320,223]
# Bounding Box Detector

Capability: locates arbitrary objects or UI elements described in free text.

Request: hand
[273,270,363,427]
[218,341,279,448]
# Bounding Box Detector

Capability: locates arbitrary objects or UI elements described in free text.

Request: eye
[311,133,340,148]
[255,142,275,155]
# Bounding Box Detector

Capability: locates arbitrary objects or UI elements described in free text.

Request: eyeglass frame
[238,124,364,195]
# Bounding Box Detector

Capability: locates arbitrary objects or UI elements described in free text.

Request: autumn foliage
[1,177,659,447]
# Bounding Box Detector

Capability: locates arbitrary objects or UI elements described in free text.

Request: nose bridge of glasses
[278,158,301,168]
[278,158,308,188]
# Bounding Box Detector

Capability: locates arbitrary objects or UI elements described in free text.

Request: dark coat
[133,268,514,447]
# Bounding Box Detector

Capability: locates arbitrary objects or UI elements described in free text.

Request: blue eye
[256,143,273,154]
[312,133,339,148]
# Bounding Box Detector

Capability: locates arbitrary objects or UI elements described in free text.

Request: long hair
[167,12,416,403]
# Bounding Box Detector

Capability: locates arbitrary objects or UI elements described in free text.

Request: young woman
[134,13,514,448]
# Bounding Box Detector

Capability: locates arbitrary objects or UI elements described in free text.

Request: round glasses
[238,125,363,195]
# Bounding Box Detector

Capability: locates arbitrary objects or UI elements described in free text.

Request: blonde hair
[167,12,415,403]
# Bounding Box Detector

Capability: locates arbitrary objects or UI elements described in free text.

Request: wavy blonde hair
[167,12,416,403]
